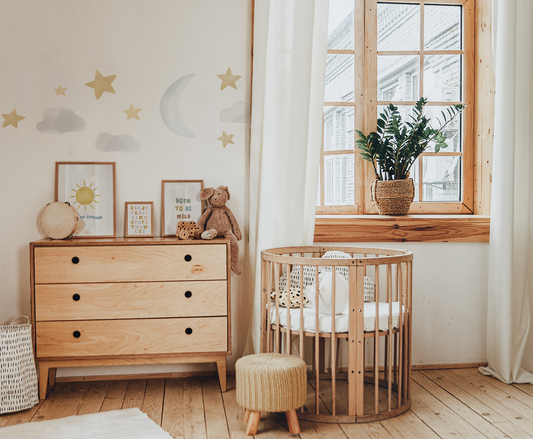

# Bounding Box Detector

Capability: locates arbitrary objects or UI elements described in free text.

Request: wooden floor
[2,368,533,438]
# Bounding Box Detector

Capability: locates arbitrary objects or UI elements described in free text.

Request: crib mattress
[269,301,403,333]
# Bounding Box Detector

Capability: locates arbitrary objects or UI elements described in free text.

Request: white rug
[0,408,173,439]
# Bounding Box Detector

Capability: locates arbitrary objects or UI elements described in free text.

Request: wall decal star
[217,131,234,147]
[217,68,241,90]
[54,85,67,96]
[2,109,25,128]
[85,70,116,99]
[123,104,142,120]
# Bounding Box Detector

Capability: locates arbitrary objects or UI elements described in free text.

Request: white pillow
[320,250,375,302]
[304,271,348,315]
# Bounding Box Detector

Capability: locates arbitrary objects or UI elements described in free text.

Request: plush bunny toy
[197,186,242,275]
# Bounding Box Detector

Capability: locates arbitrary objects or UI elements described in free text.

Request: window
[317,0,481,216]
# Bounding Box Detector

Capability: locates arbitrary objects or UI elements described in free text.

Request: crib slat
[374,264,380,414]
[331,266,337,416]
[394,265,398,390]
[348,265,357,417]
[299,265,305,413]
[406,261,413,400]
[398,263,404,407]
[286,264,292,355]
[314,266,320,415]
[387,264,393,411]
[355,266,365,417]
[274,263,281,354]
[261,258,268,353]
[266,261,272,353]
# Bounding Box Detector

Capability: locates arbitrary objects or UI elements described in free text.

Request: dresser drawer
[35,281,227,321]
[36,317,228,358]
[34,244,227,284]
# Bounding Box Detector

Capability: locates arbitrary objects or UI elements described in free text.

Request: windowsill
[314,215,490,243]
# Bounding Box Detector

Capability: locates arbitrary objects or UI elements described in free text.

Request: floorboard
[1,368,533,438]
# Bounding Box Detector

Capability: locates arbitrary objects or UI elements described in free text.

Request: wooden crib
[260,246,413,423]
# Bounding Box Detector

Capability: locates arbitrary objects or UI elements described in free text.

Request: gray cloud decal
[219,101,250,123]
[95,133,141,153]
[36,108,86,133]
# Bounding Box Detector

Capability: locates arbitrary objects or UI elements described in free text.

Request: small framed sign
[124,202,154,237]
[161,180,203,237]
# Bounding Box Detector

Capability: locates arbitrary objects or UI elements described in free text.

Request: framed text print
[125,202,154,238]
[161,180,203,237]
[55,162,116,238]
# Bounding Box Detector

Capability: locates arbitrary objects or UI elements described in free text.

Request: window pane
[324,106,355,151]
[325,54,354,102]
[377,3,420,52]
[328,0,355,50]
[424,5,461,51]
[424,55,462,102]
[423,107,462,153]
[324,154,355,205]
[422,156,461,201]
[378,56,419,101]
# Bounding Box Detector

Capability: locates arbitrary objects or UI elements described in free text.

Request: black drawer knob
[72,294,81,301]
[184,254,192,262]
[185,327,193,335]
[185,291,192,298]
[72,257,80,264]
[73,330,81,338]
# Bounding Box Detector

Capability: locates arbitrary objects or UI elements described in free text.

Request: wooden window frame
[315,0,493,242]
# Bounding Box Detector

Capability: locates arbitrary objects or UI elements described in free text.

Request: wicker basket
[0,316,39,414]
[371,178,414,215]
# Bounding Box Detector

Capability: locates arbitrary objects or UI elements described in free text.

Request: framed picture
[161,180,203,237]
[55,162,116,238]
[124,202,154,238]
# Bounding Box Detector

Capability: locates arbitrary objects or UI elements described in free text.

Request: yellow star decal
[54,85,67,96]
[123,104,142,120]
[2,109,25,128]
[217,131,234,148]
[85,70,116,99]
[217,68,241,90]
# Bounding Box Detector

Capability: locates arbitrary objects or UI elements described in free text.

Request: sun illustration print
[71,180,100,211]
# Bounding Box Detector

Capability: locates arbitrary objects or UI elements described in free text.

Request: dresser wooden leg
[39,364,49,400]
[216,357,227,392]
[285,409,300,434]
[245,410,260,435]
[48,367,57,386]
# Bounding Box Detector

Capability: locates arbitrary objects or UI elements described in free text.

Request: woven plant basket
[371,178,415,215]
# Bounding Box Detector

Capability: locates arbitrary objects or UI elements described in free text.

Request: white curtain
[246,0,329,353]
[479,0,533,383]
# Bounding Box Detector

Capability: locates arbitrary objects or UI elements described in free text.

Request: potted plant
[355,97,466,215]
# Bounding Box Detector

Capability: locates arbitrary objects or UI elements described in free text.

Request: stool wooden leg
[285,409,300,434]
[243,409,250,423]
[245,410,261,436]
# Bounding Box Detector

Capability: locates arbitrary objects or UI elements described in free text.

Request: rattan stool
[236,353,307,435]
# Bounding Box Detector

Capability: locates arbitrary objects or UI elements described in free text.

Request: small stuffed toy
[197,186,242,275]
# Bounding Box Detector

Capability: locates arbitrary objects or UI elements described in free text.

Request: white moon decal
[160,73,196,138]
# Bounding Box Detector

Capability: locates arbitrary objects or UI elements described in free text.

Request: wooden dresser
[30,237,231,399]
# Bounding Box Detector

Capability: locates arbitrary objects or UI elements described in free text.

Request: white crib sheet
[269,302,403,333]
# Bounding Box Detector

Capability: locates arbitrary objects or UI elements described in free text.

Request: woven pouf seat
[236,353,307,435]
